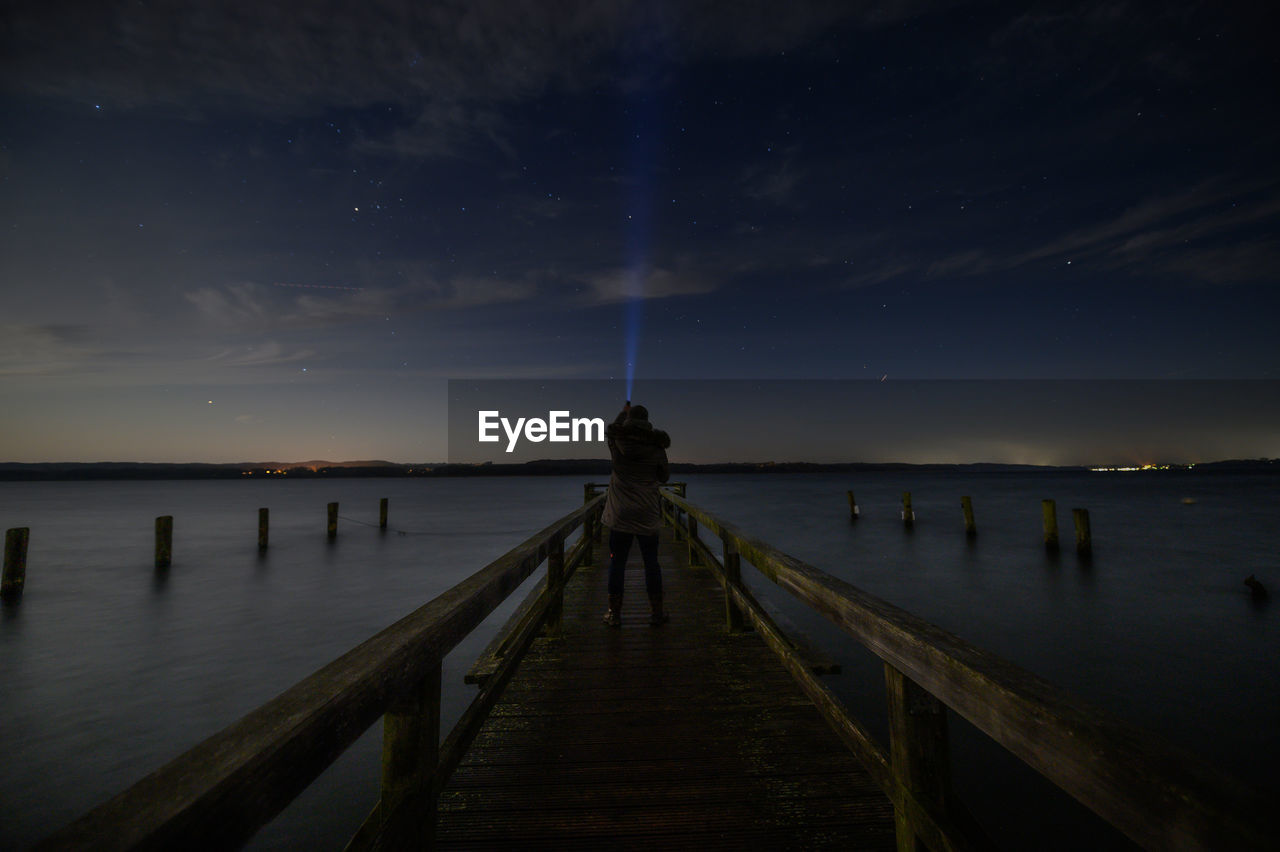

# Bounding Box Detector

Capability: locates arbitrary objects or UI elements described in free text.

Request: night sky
[3,1,1277,464]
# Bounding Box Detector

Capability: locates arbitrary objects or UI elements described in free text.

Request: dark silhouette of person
[601,402,671,626]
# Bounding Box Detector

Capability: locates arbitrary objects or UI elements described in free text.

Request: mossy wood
[38,495,605,851]
[661,488,1270,851]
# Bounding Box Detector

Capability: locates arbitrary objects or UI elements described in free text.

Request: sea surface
[1,472,1276,850]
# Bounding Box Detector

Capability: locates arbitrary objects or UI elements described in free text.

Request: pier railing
[659,488,1269,851]
[38,493,606,851]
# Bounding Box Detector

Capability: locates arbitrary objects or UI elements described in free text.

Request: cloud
[186,271,538,332]
[850,179,1280,287]
[583,266,717,304]
[0,324,119,376]
[741,156,805,206]
[185,282,270,327]
[206,342,315,368]
[5,1,937,159]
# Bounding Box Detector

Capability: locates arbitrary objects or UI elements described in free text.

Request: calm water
[1,472,1276,849]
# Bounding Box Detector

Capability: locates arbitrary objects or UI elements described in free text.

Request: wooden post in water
[379,498,389,530]
[847,490,860,522]
[546,535,565,636]
[722,533,745,632]
[902,492,915,528]
[2,527,29,600]
[1042,499,1059,550]
[960,496,977,537]
[885,663,952,852]
[379,663,442,845]
[1073,508,1092,557]
[258,508,269,550]
[327,503,338,540]
[155,516,173,569]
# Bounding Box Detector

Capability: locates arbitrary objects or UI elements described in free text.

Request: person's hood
[610,418,671,449]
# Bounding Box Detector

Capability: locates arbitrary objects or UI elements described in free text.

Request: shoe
[603,608,621,627]
[649,611,669,626]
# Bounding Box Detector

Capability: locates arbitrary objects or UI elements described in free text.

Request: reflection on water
[0,471,1276,849]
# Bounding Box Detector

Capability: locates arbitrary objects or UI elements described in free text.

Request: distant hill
[0,458,1274,481]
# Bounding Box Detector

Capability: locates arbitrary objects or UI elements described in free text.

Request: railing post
[155,516,173,569]
[3,527,29,601]
[1073,508,1092,558]
[546,534,565,636]
[380,662,442,846]
[722,533,744,632]
[582,512,595,567]
[1042,499,1059,550]
[885,664,952,852]
[686,515,699,565]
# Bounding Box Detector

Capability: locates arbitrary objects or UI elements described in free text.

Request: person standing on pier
[601,402,671,627]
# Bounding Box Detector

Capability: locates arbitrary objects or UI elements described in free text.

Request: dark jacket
[601,413,671,535]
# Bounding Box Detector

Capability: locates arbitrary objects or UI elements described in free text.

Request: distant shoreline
[1,458,1275,481]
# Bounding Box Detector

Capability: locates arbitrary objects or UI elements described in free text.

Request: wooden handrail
[660,488,1270,851]
[39,495,605,851]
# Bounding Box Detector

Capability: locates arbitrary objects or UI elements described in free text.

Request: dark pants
[608,530,662,598]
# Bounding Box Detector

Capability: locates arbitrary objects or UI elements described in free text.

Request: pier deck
[436,524,896,849]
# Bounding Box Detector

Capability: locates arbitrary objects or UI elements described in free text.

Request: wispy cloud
[205,342,316,368]
[0,324,129,376]
[5,1,940,160]
[185,271,539,332]
[583,266,717,304]
[846,178,1280,287]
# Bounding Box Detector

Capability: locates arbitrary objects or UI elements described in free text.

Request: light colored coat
[601,417,671,535]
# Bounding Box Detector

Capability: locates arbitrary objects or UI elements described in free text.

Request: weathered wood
[692,532,840,676]
[435,525,896,849]
[154,516,172,569]
[327,502,338,539]
[1042,499,1058,550]
[378,664,441,845]
[718,565,984,852]
[379,498,388,530]
[464,575,547,686]
[2,527,29,600]
[902,491,914,527]
[660,489,1271,851]
[38,495,605,852]
[722,532,745,632]
[1073,508,1092,557]
[886,664,952,852]
[466,520,596,686]
[960,496,976,537]
[686,514,700,565]
[257,508,269,550]
[545,534,565,636]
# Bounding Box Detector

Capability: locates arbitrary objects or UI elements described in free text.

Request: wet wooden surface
[436,525,895,850]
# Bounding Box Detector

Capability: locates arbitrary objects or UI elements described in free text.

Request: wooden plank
[435,526,895,850]
[38,496,605,852]
[661,490,1272,852]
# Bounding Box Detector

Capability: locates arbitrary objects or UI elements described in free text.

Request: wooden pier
[38,484,1271,851]
[435,522,894,849]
